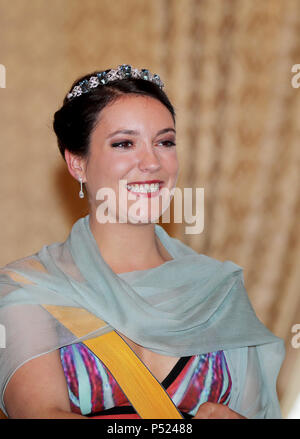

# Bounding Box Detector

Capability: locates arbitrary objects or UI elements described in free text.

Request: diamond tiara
[66,64,164,101]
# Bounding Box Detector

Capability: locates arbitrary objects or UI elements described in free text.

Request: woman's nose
[137,144,161,173]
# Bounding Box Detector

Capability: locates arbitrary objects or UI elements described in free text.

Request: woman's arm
[3,349,246,419]
[193,402,246,419]
[3,349,86,419]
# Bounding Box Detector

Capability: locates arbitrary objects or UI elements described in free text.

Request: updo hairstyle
[53,69,176,161]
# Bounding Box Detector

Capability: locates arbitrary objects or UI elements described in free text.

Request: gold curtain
[0,0,299,418]
[162,0,300,417]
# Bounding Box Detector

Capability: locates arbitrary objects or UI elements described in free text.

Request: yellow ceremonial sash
[43,305,182,419]
[0,267,183,419]
[0,305,183,419]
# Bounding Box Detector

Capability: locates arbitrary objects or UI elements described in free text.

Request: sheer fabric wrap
[0,215,285,418]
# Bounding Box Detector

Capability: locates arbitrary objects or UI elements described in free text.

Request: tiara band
[66,64,164,101]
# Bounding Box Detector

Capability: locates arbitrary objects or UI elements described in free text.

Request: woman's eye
[111,141,133,149]
[159,140,176,147]
[110,140,176,149]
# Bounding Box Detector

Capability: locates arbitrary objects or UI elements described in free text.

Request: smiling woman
[0,65,285,419]
[64,94,179,231]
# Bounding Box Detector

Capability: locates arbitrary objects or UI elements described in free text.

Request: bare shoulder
[4,349,71,418]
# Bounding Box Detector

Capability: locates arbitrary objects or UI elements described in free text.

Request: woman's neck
[88,214,173,274]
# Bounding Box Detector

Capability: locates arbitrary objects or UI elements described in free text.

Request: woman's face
[78,94,179,224]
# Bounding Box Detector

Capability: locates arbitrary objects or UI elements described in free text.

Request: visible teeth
[127,183,160,193]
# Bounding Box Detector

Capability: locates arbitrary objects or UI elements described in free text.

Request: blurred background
[0,0,299,418]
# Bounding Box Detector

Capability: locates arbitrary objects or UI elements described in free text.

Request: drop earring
[79,177,84,199]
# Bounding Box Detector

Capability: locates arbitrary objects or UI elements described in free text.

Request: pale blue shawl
[0,215,285,418]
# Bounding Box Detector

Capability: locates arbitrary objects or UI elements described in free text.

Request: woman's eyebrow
[106,128,176,139]
[156,128,176,136]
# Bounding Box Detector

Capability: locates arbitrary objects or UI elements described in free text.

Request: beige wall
[0,0,164,263]
[0,0,299,418]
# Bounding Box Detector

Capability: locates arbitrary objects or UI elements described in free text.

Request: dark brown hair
[53,70,176,160]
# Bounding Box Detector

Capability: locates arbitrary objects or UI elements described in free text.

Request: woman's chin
[127,213,161,225]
